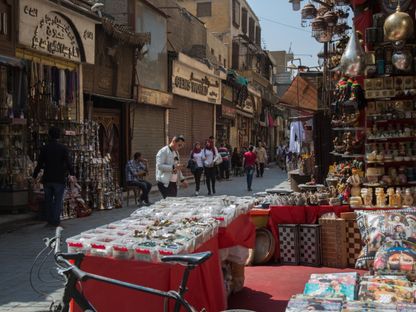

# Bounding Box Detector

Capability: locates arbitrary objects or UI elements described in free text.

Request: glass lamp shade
[334,0,350,6]
[323,11,338,27]
[314,29,333,43]
[289,0,302,11]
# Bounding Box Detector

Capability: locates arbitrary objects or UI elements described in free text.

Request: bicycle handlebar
[54,226,63,254]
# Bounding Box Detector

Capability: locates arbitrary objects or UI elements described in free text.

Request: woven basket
[319,218,348,268]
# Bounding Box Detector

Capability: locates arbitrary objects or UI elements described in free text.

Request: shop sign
[221,105,236,119]
[19,0,96,64]
[172,55,221,105]
[222,85,233,102]
[138,86,173,108]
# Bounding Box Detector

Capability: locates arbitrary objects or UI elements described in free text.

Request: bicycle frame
[49,227,198,312]
[56,252,195,312]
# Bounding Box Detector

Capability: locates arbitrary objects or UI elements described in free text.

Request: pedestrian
[255,142,267,177]
[231,147,242,176]
[243,145,256,192]
[276,142,284,170]
[156,135,188,198]
[189,142,204,196]
[218,143,230,180]
[125,152,152,206]
[32,126,76,227]
[202,139,217,195]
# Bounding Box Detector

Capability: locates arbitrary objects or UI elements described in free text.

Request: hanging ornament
[383,1,414,43]
[392,49,412,71]
[339,27,365,77]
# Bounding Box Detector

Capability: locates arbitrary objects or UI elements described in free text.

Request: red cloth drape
[72,214,255,312]
[267,205,352,261]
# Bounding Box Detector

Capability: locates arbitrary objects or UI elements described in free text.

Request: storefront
[170,52,222,164]
[133,86,172,184]
[2,0,122,213]
[235,86,258,148]
[216,84,236,147]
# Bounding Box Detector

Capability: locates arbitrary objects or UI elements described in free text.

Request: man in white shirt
[156,135,188,198]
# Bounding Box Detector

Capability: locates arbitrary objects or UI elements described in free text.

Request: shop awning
[0,55,25,68]
[85,92,135,103]
[279,75,318,111]
[227,69,248,86]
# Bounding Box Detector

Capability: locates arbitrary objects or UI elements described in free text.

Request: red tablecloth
[267,205,352,261]
[73,213,255,312]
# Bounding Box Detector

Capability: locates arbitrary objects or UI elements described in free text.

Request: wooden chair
[125,185,141,206]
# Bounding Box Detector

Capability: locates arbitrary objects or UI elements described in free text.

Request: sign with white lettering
[19,0,96,64]
[172,57,221,105]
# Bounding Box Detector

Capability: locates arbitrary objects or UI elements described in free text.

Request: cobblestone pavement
[0,166,288,312]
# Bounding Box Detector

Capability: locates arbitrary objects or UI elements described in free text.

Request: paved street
[0,166,287,312]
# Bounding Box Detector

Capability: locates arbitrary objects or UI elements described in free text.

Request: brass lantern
[301,2,317,20]
[383,2,414,42]
[323,10,338,27]
[312,17,332,43]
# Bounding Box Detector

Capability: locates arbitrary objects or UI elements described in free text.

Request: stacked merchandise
[31,120,123,219]
[66,196,254,262]
[286,296,343,311]
[303,272,359,301]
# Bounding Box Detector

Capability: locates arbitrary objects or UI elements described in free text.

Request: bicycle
[38,227,214,312]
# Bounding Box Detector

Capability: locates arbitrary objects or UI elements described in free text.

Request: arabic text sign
[172,60,221,105]
[19,0,96,64]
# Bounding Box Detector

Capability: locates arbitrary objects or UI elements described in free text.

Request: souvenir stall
[65,196,256,312]
[12,0,122,218]
[246,1,416,310]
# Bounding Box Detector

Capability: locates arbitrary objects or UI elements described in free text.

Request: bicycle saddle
[161,251,212,265]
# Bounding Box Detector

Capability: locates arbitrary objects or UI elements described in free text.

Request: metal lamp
[289,0,303,11]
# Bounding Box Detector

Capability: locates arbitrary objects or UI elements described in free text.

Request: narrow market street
[0,166,287,312]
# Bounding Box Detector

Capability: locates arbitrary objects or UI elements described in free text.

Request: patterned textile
[355,208,416,269]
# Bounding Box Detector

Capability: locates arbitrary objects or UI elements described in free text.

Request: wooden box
[278,224,299,265]
[341,212,364,268]
[299,224,321,266]
[319,218,348,268]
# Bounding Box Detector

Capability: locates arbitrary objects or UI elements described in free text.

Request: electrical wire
[258,16,311,33]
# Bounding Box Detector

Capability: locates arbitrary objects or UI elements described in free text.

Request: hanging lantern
[323,10,338,27]
[289,0,303,11]
[339,27,365,77]
[301,2,317,20]
[312,17,332,43]
[334,0,350,6]
[384,2,414,42]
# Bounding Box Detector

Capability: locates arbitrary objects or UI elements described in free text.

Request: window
[241,8,248,34]
[224,59,226,67]
[232,0,240,27]
[197,2,211,17]
[255,26,261,46]
[232,41,239,69]
[248,17,255,42]
[211,48,215,56]
[219,54,222,63]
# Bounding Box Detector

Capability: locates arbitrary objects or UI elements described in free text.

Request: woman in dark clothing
[189,142,204,196]
[203,140,216,195]
[231,147,242,176]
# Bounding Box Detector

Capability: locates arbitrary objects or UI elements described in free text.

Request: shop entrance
[92,108,121,186]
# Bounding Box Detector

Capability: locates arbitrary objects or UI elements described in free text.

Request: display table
[267,205,352,261]
[73,213,255,312]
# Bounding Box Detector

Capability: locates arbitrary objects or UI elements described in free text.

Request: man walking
[156,135,188,198]
[126,152,152,206]
[255,142,267,177]
[33,126,76,227]
[218,143,230,180]
[243,145,256,192]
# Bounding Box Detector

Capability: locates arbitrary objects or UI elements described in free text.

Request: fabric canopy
[279,75,318,112]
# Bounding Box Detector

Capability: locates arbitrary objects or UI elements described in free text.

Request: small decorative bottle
[394,189,402,208]
[403,188,414,207]
[387,188,396,207]
[376,188,386,207]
